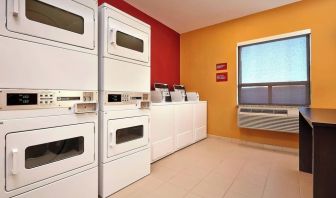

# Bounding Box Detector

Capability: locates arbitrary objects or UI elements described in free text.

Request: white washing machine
[98,4,152,197]
[0,89,99,198]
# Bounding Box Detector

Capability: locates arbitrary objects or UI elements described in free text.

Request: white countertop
[151,101,207,106]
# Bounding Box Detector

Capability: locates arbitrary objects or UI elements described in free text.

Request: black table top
[300,107,336,127]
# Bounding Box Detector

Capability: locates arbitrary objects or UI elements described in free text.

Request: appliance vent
[238,106,299,133]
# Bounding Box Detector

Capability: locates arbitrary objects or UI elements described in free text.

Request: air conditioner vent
[274,110,288,114]
[238,106,298,133]
[240,108,288,115]
[240,108,251,113]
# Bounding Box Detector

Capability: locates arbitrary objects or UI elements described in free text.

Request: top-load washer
[0,0,98,91]
[99,3,151,93]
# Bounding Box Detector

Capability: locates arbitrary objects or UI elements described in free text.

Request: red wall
[98,0,180,90]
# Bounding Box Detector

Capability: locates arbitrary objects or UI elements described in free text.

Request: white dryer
[0,89,99,198]
[0,0,98,91]
[99,92,151,198]
[98,4,152,197]
[0,1,99,197]
[99,3,151,93]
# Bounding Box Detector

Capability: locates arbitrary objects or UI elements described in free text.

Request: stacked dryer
[98,3,151,197]
[0,0,99,198]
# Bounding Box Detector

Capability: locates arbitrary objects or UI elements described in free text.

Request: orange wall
[180,0,336,148]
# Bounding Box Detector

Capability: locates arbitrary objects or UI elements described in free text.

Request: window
[26,0,84,34]
[116,31,144,52]
[116,125,144,144]
[25,136,84,169]
[238,33,310,106]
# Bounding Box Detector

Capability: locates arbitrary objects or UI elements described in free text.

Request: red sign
[216,63,227,70]
[216,72,228,82]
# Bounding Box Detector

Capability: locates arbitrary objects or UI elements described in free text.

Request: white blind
[238,35,310,106]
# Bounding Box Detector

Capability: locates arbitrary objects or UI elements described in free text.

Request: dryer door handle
[13,0,19,16]
[11,148,19,175]
[110,28,117,45]
[109,132,116,147]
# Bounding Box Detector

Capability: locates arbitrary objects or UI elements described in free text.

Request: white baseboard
[208,134,298,155]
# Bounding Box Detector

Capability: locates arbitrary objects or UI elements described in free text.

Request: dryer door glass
[116,31,144,52]
[25,136,84,169]
[26,0,84,34]
[116,125,144,144]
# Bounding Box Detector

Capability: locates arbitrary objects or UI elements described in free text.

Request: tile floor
[109,137,312,198]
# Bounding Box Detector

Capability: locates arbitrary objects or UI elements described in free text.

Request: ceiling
[124,0,300,33]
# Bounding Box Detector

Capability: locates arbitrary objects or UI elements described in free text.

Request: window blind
[238,35,310,106]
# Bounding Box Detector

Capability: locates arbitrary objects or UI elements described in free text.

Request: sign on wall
[216,72,228,82]
[216,63,227,70]
[216,63,228,82]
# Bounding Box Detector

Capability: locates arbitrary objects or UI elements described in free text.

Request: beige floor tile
[168,172,203,190]
[107,137,311,198]
[150,183,188,198]
[178,166,211,180]
[224,190,254,198]
[150,164,179,181]
[191,178,231,198]
[228,179,264,198]
[235,170,268,186]
[185,192,203,198]
[107,186,135,198]
[299,172,313,198]
[203,171,235,185]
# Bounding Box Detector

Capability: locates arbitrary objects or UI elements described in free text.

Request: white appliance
[0,0,98,90]
[173,84,187,101]
[99,92,151,198]
[238,106,299,133]
[99,3,151,93]
[186,92,200,101]
[98,4,151,197]
[0,1,99,197]
[0,89,99,198]
[154,83,172,102]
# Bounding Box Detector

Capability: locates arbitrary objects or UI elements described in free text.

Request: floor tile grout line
[260,158,275,198]
[221,159,248,198]
[298,171,303,198]
[181,162,218,198]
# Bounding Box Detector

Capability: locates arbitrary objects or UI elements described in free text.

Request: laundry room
[0,0,335,198]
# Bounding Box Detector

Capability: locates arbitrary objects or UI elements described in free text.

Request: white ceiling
[124,0,300,33]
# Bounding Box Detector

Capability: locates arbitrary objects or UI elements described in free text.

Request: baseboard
[208,134,298,155]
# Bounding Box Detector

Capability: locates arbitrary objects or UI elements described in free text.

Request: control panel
[104,92,150,106]
[0,89,98,112]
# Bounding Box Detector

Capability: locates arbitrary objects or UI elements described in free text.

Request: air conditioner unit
[238,106,299,133]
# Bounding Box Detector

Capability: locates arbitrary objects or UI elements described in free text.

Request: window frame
[237,30,311,106]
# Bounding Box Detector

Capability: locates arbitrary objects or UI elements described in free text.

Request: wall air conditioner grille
[238,106,298,133]
[240,108,288,115]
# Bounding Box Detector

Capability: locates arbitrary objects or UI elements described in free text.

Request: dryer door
[6,0,95,49]
[5,122,95,191]
[107,17,149,63]
[107,116,149,157]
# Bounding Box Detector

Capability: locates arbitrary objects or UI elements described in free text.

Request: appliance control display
[108,94,122,102]
[7,93,38,106]
[1,90,98,111]
[105,92,149,105]
[57,97,81,101]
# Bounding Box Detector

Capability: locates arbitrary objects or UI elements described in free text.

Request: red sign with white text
[216,63,227,70]
[216,72,228,82]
